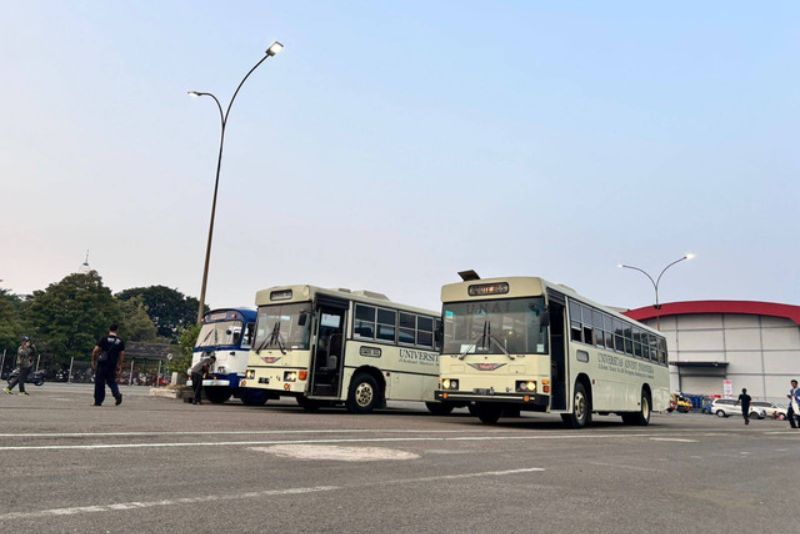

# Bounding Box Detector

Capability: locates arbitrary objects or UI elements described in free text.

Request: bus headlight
[284,371,298,382]
[246,370,256,379]
[441,379,459,390]
[516,380,537,393]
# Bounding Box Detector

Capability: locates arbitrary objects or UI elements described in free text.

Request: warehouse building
[624,301,800,404]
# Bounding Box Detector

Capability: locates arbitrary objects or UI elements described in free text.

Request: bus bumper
[187,374,241,388]
[435,390,549,409]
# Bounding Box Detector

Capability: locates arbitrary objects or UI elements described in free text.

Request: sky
[1,1,798,312]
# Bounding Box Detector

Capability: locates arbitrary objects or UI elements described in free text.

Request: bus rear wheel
[205,387,232,404]
[622,391,651,426]
[562,382,591,429]
[425,402,455,415]
[346,374,379,414]
[474,403,503,425]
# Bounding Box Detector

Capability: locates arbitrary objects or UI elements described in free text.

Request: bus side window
[242,322,255,349]
[581,305,593,345]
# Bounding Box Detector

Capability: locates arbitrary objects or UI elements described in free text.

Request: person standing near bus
[787,379,800,429]
[190,354,215,405]
[4,336,36,396]
[737,388,752,425]
[91,325,125,407]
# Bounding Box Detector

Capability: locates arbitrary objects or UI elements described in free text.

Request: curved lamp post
[190,41,284,323]
[617,253,695,310]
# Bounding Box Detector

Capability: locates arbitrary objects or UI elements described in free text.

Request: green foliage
[0,289,24,355]
[168,323,201,376]
[118,295,158,342]
[25,271,121,365]
[116,286,207,342]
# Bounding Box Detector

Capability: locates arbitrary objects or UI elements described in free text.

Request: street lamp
[189,41,284,323]
[618,253,695,312]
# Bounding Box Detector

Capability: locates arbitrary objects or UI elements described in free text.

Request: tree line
[0,271,206,367]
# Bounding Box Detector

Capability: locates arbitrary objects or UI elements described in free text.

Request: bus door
[309,296,348,397]
[547,291,568,411]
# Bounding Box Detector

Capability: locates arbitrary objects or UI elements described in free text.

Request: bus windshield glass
[254,302,312,351]
[442,297,549,355]
[195,321,242,349]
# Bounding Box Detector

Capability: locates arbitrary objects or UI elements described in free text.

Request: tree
[118,295,158,342]
[116,286,206,342]
[168,323,201,377]
[25,271,120,365]
[0,289,24,358]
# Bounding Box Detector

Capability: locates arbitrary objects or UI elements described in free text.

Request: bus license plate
[474,388,493,395]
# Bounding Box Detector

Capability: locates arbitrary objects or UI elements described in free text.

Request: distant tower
[79,250,91,274]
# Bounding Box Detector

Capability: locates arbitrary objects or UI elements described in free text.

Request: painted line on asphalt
[585,461,665,473]
[0,433,704,451]
[0,467,544,520]
[0,429,505,439]
[648,437,698,443]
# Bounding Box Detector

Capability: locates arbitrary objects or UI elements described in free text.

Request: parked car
[750,401,787,420]
[676,396,693,413]
[711,398,766,419]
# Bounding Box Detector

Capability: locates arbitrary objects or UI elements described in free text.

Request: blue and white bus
[188,308,270,405]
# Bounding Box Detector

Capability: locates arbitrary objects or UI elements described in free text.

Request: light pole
[190,41,284,323]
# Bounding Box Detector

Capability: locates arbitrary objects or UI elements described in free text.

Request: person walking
[738,388,752,425]
[4,336,37,395]
[787,379,800,429]
[190,354,216,405]
[91,325,125,407]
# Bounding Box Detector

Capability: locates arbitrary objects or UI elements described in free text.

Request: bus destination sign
[468,282,510,297]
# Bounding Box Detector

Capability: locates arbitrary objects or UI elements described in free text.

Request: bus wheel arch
[346,366,384,414]
[623,385,652,426]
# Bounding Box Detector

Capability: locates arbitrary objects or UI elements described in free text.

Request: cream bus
[435,273,670,428]
[240,285,450,414]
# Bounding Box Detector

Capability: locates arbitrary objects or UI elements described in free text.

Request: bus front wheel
[205,387,232,404]
[346,374,379,414]
[474,403,503,425]
[296,396,321,412]
[241,390,269,406]
[562,382,592,429]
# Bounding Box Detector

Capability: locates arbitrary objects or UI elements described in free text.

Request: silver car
[711,398,766,419]
[750,400,787,420]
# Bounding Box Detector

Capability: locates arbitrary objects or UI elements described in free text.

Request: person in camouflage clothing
[5,336,36,395]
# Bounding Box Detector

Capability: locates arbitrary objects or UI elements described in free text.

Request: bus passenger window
[570,321,582,342]
[354,304,376,339]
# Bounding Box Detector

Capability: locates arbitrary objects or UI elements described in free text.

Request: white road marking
[585,461,665,473]
[249,445,420,461]
[0,429,501,438]
[649,437,698,443]
[0,467,543,520]
[0,433,696,451]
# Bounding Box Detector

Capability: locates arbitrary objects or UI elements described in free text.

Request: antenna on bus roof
[458,270,480,281]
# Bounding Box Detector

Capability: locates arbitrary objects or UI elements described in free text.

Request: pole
[129,360,135,386]
[35,354,41,372]
[68,357,74,384]
[193,50,276,323]
[156,360,162,388]
[0,349,5,377]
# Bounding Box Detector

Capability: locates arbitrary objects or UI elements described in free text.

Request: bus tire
[425,402,455,416]
[623,391,651,426]
[502,407,521,418]
[562,382,591,429]
[241,390,268,406]
[205,387,232,404]
[346,373,379,414]
[475,403,503,425]
[468,403,478,416]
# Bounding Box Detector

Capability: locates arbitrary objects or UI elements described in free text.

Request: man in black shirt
[738,388,752,425]
[91,324,125,407]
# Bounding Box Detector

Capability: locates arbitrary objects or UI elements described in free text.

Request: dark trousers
[94,365,121,405]
[789,405,799,428]
[741,408,750,425]
[8,366,31,393]
[191,372,204,403]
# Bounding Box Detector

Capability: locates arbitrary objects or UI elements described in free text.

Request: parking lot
[0,384,796,533]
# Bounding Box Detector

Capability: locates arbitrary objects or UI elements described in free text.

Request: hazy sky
[1,1,798,313]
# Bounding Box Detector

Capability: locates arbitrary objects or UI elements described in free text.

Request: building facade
[624,301,800,404]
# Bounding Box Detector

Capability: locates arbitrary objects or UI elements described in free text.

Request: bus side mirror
[298,312,308,326]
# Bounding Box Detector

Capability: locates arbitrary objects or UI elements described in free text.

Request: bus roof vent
[336,288,352,293]
[458,269,481,281]
[352,290,390,301]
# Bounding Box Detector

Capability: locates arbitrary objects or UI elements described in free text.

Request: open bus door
[547,291,568,411]
[309,296,348,398]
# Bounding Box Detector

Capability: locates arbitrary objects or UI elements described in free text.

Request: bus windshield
[442,297,549,355]
[254,302,312,351]
[195,321,243,349]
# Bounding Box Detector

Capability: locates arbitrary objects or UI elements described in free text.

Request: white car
[711,399,766,419]
[750,401,787,420]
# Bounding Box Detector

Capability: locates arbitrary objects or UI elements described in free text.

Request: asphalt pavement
[0,384,796,533]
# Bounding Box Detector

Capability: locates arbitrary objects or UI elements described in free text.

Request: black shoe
[115,394,123,406]
[92,403,102,406]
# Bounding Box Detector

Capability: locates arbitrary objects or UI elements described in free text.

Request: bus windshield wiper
[265,321,287,355]
[486,322,514,360]
[458,320,489,360]
[255,322,277,354]
[199,327,216,347]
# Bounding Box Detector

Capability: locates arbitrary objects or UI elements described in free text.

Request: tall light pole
[618,253,695,330]
[190,41,284,323]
